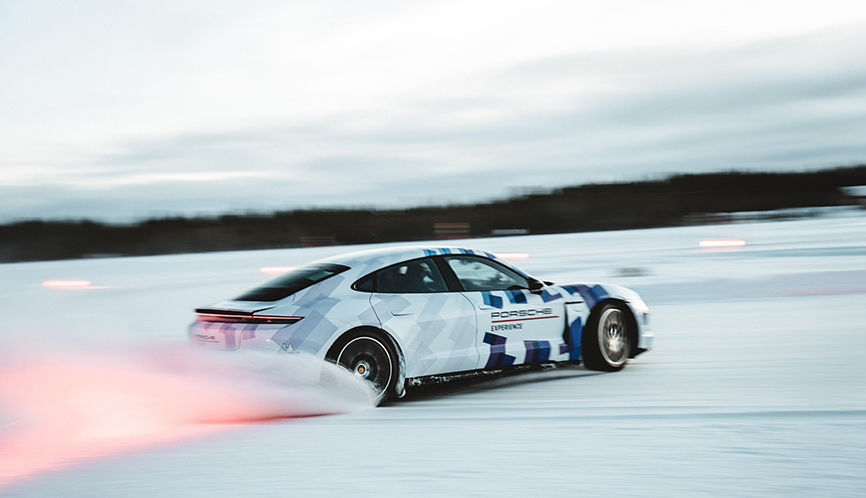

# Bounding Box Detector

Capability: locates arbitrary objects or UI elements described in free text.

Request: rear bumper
[188,321,286,352]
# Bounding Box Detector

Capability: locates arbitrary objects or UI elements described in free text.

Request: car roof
[308,245,510,276]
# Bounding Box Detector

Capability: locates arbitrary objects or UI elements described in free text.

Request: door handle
[479,306,497,310]
[391,311,414,316]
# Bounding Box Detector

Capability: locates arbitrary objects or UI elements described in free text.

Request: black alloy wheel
[583,302,632,372]
[335,336,395,402]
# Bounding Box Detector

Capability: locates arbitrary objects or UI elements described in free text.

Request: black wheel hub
[336,337,393,397]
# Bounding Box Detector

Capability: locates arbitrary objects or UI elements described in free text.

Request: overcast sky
[2,0,866,222]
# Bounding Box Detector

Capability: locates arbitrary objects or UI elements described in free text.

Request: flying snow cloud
[0,344,376,488]
[1,0,866,221]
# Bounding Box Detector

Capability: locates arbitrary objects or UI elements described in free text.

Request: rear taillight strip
[195,309,302,325]
[251,315,304,325]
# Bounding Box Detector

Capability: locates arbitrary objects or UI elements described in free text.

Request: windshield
[234,263,349,302]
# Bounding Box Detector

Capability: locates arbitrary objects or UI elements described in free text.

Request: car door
[368,257,480,378]
[440,255,566,369]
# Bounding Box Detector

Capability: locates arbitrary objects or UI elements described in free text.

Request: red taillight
[194,308,303,325]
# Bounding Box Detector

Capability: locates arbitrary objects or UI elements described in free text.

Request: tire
[327,332,398,404]
[582,302,632,372]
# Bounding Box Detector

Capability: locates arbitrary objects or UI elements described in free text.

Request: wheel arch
[325,326,407,397]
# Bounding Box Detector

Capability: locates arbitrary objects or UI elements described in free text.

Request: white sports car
[190,246,654,401]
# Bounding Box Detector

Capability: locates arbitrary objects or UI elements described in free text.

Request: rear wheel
[330,334,396,404]
[583,303,631,371]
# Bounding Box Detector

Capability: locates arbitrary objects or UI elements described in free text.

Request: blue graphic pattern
[482,291,504,308]
[568,317,583,360]
[483,333,515,368]
[562,284,609,309]
[506,289,527,304]
[541,289,562,302]
[560,285,580,296]
[523,340,551,363]
[242,324,256,340]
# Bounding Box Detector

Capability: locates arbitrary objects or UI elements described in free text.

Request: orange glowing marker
[699,240,746,248]
[259,266,297,274]
[42,280,92,289]
[494,252,529,260]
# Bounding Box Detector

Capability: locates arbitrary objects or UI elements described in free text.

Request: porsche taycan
[190,246,654,402]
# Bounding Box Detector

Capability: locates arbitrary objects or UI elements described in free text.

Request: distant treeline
[2,166,865,263]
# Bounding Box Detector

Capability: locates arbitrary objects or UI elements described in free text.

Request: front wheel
[330,334,396,404]
[582,303,632,371]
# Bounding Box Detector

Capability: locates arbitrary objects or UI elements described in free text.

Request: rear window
[234,263,349,302]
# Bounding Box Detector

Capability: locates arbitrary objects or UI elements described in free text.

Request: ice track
[1,213,865,497]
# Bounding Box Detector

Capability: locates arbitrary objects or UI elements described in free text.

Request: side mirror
[528,278,544,294]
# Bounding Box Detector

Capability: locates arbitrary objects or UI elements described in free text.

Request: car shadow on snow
[387,364,607,405]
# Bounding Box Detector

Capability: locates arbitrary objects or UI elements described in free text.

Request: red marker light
[42,280,92,289]
[494,252,529,260]
[699,240,746,248]
[260,266,297,274]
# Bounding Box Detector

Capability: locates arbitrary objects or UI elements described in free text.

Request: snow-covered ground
[2,213,865,497]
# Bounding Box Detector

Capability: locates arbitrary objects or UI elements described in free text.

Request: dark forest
[2,165,864,263]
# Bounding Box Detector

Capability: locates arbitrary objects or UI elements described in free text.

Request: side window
[374,258,448,293]
[354,274,374,292]
[444,256,529,292]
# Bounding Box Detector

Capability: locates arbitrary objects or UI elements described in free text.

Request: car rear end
[189,303,302,352]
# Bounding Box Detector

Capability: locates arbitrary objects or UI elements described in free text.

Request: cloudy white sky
[2,0,866,222]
